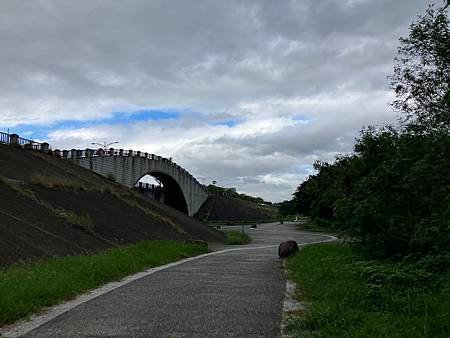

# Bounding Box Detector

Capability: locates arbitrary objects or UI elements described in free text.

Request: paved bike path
[15,223,332,337]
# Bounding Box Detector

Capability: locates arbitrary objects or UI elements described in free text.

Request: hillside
[195,194,278,223]
[0,144,224,267]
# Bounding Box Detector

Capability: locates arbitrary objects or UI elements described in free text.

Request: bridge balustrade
[0,133,211,197]
[0,132,43,150]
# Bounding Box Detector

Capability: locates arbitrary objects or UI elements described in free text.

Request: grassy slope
[286,243,450,337]
[0,241,208,327]
[0,145,224,266]
[196,195,278,223]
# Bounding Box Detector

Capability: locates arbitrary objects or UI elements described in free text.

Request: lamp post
[199,176,211,185]
[91,141,119,151]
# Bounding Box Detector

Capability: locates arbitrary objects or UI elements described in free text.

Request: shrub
[224,230,251,245]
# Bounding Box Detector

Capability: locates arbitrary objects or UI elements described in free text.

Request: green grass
[224,230,251,245]
[0,241,208,327]
[285,243,450,337]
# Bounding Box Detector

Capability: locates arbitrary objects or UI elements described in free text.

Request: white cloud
[0,0,429,200]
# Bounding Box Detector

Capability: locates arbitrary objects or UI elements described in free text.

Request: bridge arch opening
[135,172,188,214]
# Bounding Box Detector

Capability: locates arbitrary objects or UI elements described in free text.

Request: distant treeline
[280,3,450,259]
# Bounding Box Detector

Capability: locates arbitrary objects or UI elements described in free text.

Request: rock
[278,240,299,258]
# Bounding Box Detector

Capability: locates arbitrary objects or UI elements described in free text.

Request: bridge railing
[0,132,9,144]
[0,131,44,150]
[62,147,179,163]
[64,147,207,192]
[60,148,165,161]
[0,132,207,193]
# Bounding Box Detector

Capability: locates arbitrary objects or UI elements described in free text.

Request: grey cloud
[0,0,428,124]
[0,0,430,200]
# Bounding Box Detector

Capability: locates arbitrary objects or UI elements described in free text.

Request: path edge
[0,245,276,337]
[281,234,338,337]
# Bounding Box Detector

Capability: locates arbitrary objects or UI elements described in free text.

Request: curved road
[7,223,334,337]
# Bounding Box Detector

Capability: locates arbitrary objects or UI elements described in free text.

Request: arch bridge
[61,148,209,216]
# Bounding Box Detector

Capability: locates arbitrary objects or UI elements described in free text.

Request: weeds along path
[2,223,334,338]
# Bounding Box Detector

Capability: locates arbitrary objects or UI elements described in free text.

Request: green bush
[224,230,251,245]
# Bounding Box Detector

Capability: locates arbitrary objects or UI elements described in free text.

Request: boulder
[278,240,299,258]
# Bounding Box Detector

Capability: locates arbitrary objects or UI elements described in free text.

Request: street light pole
[199,176,211,185]
[91,141,119,151]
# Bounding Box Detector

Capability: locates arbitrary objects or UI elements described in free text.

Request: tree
[277,200,298,216]
[286,1,450,258]
[389,2,449,132]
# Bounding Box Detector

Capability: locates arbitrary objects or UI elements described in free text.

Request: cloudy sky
[0,0,431,201]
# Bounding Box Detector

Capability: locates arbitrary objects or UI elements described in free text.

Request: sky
[0,0,431,202]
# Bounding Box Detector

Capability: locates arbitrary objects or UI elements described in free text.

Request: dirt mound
[0,144,224,267]
[195,195,278,222]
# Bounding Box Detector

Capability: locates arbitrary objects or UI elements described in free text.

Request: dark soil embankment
[0,144,224,267]
[195,195,278,223]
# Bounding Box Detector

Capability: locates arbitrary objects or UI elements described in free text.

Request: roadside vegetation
[283,2,449,261]
[295,221,332,233]
[224,230,251,245]
[283,3,449,336]
[285,243,450,337]
[0,241,208,327]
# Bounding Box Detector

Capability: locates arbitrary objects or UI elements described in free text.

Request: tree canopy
[389,2,449,132]
[287,2,450,259]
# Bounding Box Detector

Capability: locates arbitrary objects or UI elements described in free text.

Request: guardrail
[0,131,43,150]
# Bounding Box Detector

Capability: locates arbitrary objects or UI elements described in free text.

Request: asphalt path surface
[19,222,332,337]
